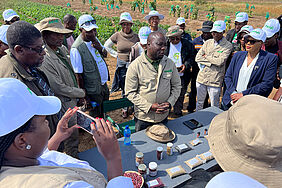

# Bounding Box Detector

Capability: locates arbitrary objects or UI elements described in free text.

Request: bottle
[124,125,131,146]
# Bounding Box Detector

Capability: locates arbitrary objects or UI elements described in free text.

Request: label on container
[149,170,157,177]
[147,179,159,187]
[169,166,181,174]
[178,144,187,150]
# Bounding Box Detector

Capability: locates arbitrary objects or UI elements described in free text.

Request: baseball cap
[197,21,213,32]
[245,28,267,42]
[78,14,98,31]
[176,17,185,25]
[138,26,151,45]
[119,12,133,25]
[0,78,61,137]
[35,17,73,34]
[210,20,226,33]
[2,9,19,22]
[0,25,9,45]
[234,12,248,23]
[238,25,254,34]
[262,18,280,38]
[206,172,267,188]
[144,10,164,21]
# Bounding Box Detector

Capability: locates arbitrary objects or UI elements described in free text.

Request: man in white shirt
[70,14,109,118]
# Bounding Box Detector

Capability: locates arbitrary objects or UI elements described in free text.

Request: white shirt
[70,40,108,85]
[236,53,259,93]
[168,42,183,76]
[38,149,133,188]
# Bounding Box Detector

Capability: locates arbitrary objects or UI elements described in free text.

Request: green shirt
[145,51,161,72]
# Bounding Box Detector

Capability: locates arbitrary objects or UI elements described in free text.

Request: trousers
[196,82,221,111]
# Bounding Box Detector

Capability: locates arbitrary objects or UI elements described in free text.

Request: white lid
[149,162,158,170]
[157,147,163,152]
[167,142,173,147]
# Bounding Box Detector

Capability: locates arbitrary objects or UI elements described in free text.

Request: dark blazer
[164,38,197,72]
[223,50,278,105]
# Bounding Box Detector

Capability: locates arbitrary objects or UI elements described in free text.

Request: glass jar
[167,142,173,156]
[157,147,163,160]
[149,162,158,177]
[138,164,147,180]
[135,152,144,167]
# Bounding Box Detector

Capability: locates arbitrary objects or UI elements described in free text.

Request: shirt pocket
[84,61,97,73]
[162,72,172,80]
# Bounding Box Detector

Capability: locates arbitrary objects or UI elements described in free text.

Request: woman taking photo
[104,12,139,118]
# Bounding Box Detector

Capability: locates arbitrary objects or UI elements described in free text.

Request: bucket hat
[208,95,282,187]
[145,123,175,143]
[35,17,72,34]
[166,25,183,37]
[144,11,164,21]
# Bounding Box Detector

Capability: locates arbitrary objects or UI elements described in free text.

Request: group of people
[0,7,281,187]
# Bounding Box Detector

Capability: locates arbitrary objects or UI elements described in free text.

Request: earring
[26,144,31,150]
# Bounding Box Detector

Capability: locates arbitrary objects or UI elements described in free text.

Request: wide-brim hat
[144,10,164,21]
[145,123,175,143]
[208,95,282,187]
[35,17,72,34]
[166,25,183,37]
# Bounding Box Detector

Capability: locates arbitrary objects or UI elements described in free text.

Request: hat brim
[264,30,275,38]
[119,20,134,25]
[144,14,164,21]
[234,18,248,23]
[244,33,265,42]
[35,96,61,115]
[197,28,212,32]
[166,31,183,37]
[208,111,282,187]
[5,15,19,22]
[145,126,176,143]
[40,27,73,34]
[80,24,99,31]
[140,39,147,45]
[210,28,224,33]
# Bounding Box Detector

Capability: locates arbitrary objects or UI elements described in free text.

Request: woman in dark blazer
[223,28,278,109]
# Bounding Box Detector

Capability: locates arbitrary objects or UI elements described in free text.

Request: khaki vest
[72,35,103,95]
[0,166,107,188]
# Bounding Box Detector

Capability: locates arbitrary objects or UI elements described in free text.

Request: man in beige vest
[125,32,181,131]
[35,17,85,158]
[195,20,232,111]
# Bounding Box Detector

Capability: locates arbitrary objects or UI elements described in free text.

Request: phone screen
[183,119,202,130]
[77,110,95,134]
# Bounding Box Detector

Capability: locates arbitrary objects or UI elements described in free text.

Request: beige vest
[0,166,107,188]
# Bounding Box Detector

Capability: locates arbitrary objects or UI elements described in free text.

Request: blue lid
[125,125,129,129]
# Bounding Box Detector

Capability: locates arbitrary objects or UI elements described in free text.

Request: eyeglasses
[169,37,181,41]
[22,44,46,54]
[245,39,259,45]
[82,19,96,27]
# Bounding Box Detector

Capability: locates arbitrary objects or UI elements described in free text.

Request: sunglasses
[244,39,259,45]
[82,19,96,26]
[22,44,46,54]
[169,37,181,41]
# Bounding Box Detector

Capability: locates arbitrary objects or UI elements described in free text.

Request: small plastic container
[157,147,163,160]
[149,162,158,177]
[167,142,173,156]
[135,152,144,167]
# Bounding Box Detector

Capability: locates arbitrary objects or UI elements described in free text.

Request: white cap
[78,14,98,31]
[238,25,254,34]
[235,12,248,23]
[262,18,280,38]
[210,20,226,33]
[176,17,186,25]
[245,28,267,42]
[0,25,9,45]
[2,9,19,22]
[119,12,133,24]
[138,26,151,45]
[206,171,267,188]
[0,78,61,137]
[144,10,164,21]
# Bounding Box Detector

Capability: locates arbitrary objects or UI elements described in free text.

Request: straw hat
[208,95,282,187]
[166,25,183,37]
[145,123,175,143]
[35,17,72,34]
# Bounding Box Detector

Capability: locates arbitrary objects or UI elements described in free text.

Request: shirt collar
[145,50,161,64]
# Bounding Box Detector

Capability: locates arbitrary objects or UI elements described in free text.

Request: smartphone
[77,110,95,135]
[183,119,202,130]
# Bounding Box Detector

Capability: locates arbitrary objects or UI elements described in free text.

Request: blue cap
[2,9,19,22]
[0,25,9,45]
